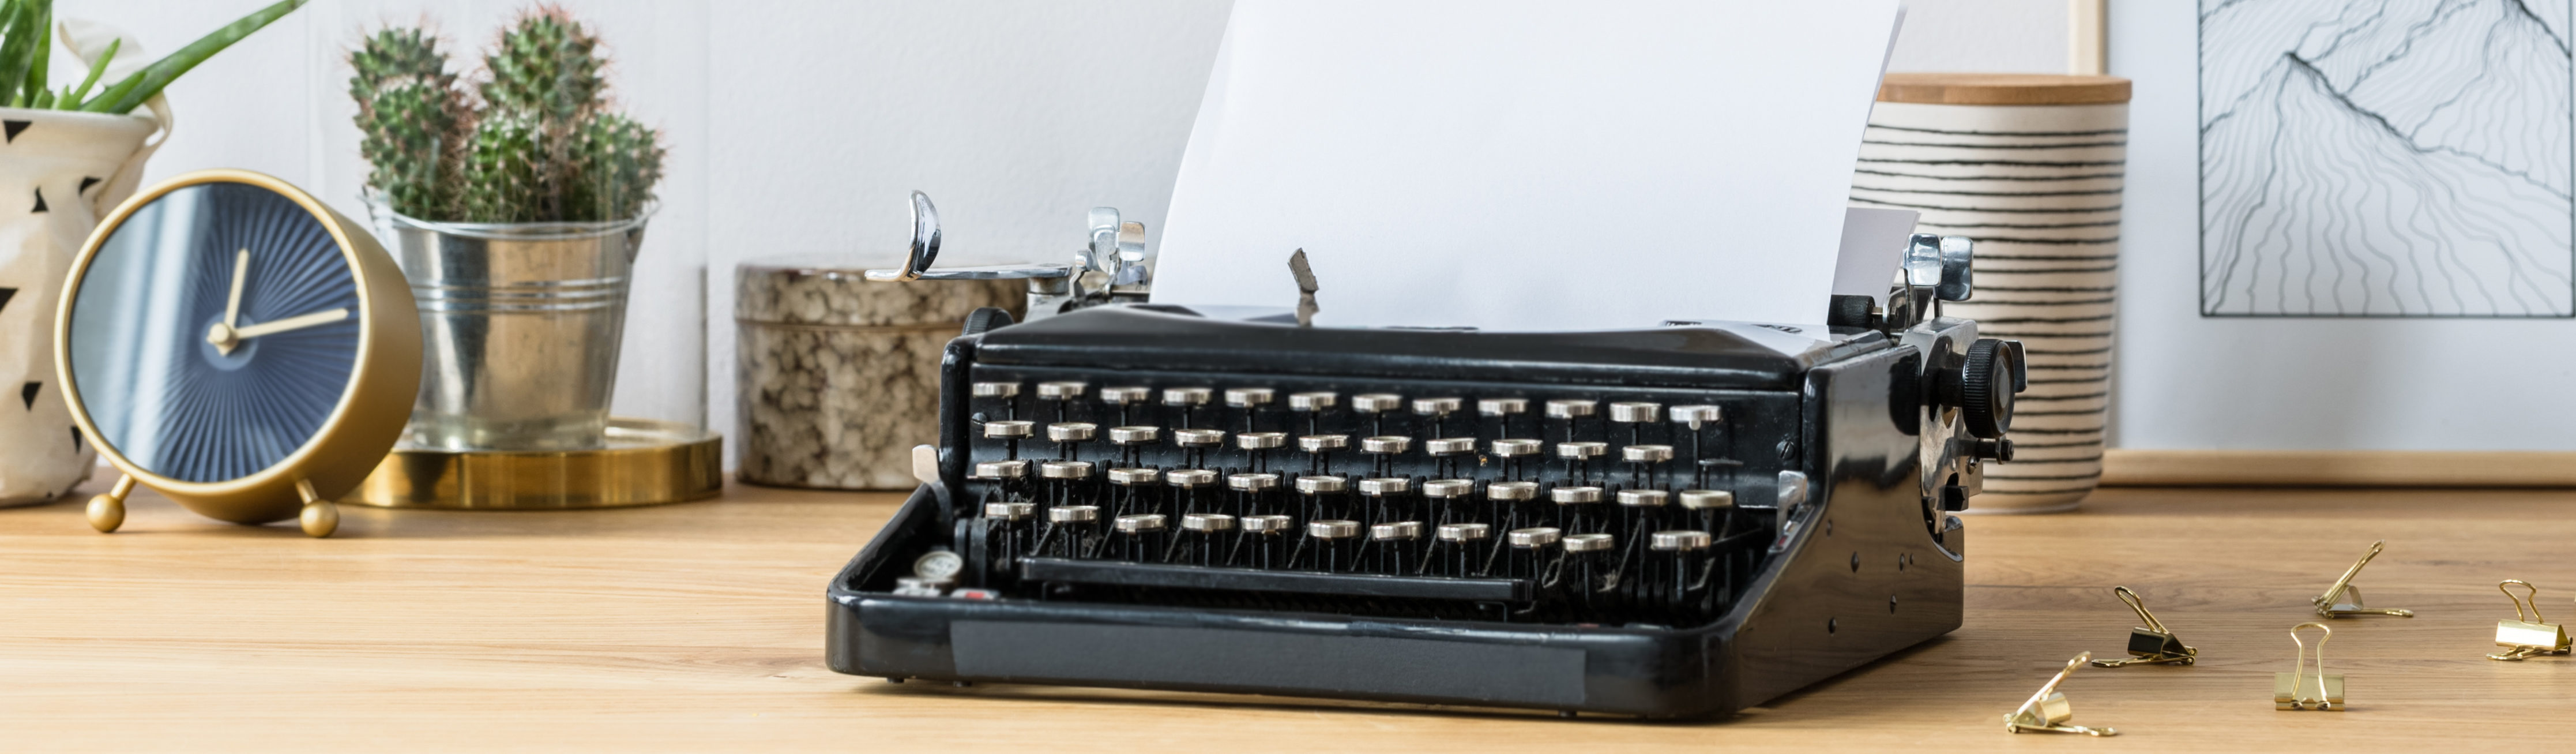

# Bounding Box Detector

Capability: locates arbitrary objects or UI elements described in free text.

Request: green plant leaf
[82,0,306,114]
[61,36,111,109]
[0,0,46,105]
[22,0,47,107]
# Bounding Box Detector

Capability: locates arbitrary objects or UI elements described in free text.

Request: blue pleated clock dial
[67,182,362,483]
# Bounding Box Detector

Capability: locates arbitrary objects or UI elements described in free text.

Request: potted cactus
[0,0,307,507]
[351,9,668,452]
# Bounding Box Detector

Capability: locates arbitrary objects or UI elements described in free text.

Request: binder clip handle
[2004,653,2117,736]
[2115,586,2169,635]
[2501,579,2543,624]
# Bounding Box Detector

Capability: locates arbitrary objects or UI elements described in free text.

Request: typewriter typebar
[827,268,2022,718]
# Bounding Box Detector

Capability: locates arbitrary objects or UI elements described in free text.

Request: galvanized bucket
[369,202,649,451]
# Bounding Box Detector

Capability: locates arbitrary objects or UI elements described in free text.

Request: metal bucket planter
[369,204,648,451]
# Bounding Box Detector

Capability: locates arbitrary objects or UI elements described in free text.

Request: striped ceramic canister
[1853,74,2130,512]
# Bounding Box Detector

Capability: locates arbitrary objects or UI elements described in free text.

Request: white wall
[66,0,2075,466]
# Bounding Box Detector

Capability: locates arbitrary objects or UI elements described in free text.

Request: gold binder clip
[2310,540,2414,618]
[2274,622,2345,711]
[2487,580,2570,661]
[2092,586,2197,667]
[2004,652,2119,736]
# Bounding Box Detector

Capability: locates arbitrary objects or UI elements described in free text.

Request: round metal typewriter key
[1228,473,1281,492]
[1242,514,1293,532]
[1166,469,1218,487]
[1240,513,1295,568]
[1488,481,1539,501]
[1163,387,1213,406]
[1296,475,1349,494]
[1037,381,1088,399]
[1299,434,1351,452]
[1679,489,1736,509]
[1047,422,1099,442]
[1554,485,1605,531]
[1618,489,1671,507]
[1506,527,1562,577]
[984,501,1036,520]
[1360,436,1413,454]
[1352,393,1403,412]
[1479,397,1529,416]
[1115,513,1166,532]
[1311,519,1362,537]
[1545,399,1598,419]
[1491,438,1542,456]
[1552,486,1604,504]
[1651,530,1713,551]
[983,420,1036,439]
[1359,478,1413,496]
[1288,391,1338,411]
[1508,527,1563,547]
[1181,513,1236,563]
[1224,388,1276,407]
[1050,505,1101,523]
[1113,513,1169,561]
[1174,428,1227,447]
[1040,460,1095,479]
[1424,438,1475,455]
[1108,467,1160,486]
[1422,479,1474,499]
[1309,519,1363,572]
[1556,441,1608,460]
[973,381,1022,398]
[1412,397,1463,415]
[1609,402,1663,423]
[1438,522,1491,541]
[972,460,1031,479]
[1670,404,1723,428]
[1182,512,1236,531]
[1099,385,1152,405]
[1372,521,1423,540]
[1623,444,1675,463]
[1236,432,1288,450]
[1563,532,1615,553]
[1109,426,1160,444]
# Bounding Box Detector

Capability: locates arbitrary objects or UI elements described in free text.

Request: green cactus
[477,8,603,126]
[350,28,465,219]
[357,7,660,224]
[460,112,550,223]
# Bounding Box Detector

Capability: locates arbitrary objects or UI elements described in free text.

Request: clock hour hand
[230,308,351,340]
[225,248,247,328]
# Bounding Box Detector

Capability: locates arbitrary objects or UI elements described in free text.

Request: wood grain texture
[6,477,2575,751]
[1876,73,2132,105]
[2103,448,2576,487]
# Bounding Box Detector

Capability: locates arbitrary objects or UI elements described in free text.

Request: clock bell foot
[87,475,137,533]
[295,479,339,538]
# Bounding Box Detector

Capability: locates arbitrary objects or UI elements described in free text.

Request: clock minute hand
[225,249,248,328]
[231,308,351,339]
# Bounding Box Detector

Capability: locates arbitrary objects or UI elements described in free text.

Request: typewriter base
[827,483,1965,719]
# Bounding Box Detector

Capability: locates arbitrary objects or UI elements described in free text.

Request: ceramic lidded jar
[735,257,1022,490]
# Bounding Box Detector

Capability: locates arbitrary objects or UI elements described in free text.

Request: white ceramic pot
[0,107,161,506]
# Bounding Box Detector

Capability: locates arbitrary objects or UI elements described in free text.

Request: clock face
[66,182,363,483]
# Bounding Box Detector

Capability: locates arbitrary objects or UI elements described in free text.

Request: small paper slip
[1151,0,1906,331]
[1837,207,1920,305]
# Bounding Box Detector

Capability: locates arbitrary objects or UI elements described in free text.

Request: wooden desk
[6,479,2573,751]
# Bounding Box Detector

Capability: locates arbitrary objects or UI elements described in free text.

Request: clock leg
[86,475,136,533]
[295,478,339,538]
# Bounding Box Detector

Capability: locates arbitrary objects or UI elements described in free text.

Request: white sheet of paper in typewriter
[1151,0,1906,332]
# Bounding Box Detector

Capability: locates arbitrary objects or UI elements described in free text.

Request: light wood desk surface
[6,478,2575,752]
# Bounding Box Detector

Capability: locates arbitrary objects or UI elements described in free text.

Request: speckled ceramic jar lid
[735,256,1023,327]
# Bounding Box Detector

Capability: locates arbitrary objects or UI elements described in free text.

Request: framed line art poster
[2109,1,2576,452]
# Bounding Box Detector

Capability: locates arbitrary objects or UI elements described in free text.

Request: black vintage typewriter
[826,197,2024,718]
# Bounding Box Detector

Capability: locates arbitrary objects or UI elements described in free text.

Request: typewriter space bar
[1018,558,1533,602]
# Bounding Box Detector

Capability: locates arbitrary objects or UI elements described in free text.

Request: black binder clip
[2090,586,2196,667]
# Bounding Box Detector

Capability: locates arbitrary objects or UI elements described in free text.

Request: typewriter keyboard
[941,367,1808,627]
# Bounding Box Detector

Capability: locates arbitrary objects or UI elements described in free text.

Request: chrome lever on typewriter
[1886,233,1975,329]
[864,191,1153,320]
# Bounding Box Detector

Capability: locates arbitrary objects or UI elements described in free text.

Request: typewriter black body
[824,252,2025,718]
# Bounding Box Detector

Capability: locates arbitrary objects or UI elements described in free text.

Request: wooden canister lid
[1876,73,2131,105]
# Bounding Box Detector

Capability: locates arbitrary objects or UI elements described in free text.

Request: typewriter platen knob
[1955,337,2022,439]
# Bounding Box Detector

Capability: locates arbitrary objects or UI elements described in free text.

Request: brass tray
[344,418,723,510]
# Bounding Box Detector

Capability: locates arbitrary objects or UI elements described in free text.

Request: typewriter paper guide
[1152,0,1905,332]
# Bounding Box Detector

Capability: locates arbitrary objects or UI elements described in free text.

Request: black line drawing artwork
[2201,0,2574,317]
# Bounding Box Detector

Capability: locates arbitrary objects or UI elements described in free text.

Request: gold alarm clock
[53,170,421,537]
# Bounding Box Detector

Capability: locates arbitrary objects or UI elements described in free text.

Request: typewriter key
[1371,520,1425,574]
[1363,477,1418,525]
[1175,428,1226,467]
[973,381,1022,399]
[1482,397,1531,441]
[1037,381,1086,421]
[1552,485,1604,532]
[1164,387,1213,429]
[1168,468,1218,515]
[1308,519,1363,572]
[1353,393,1403,434]
[1360,435,1411,476]
[1424,437,1474,477]
[1506,527,1563,580]
[1414,397,1462,436]
[1100,385,1152,424]
[1180,512,1237,565]
[1228,472,1281,517]
[984,501,1036,520]
[1651,530,1714,613]
[1108,466,1161,518]
[984,420,1036,459]
[1619,489,1671,557]
[1237,432,1288,471]
[973,459,1031,481]
[1545,399,1598,443]
[1651,529,1712,551]
[1041,505,1102,558]
[1609,402,1661,444]
[1296,474,1349,521]
[1114,513,1169,562]
[1563,532,1616,609]
[1288,391,1338,433]
[1047,422,1097,460]
[985,501,1038,563]
[1422,478,1472,525]
[1623,444,1674,488]
[1226,388,1276,433]
[1563,531,1614,553]
[1557,440,1608,484]
[1298,433,1352,475]
[1486,438,1541,480]
[1240,514,1294,568]
[1680,489,1736,537]
[1040,460,1093,479]
[1435,522,1492,576]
